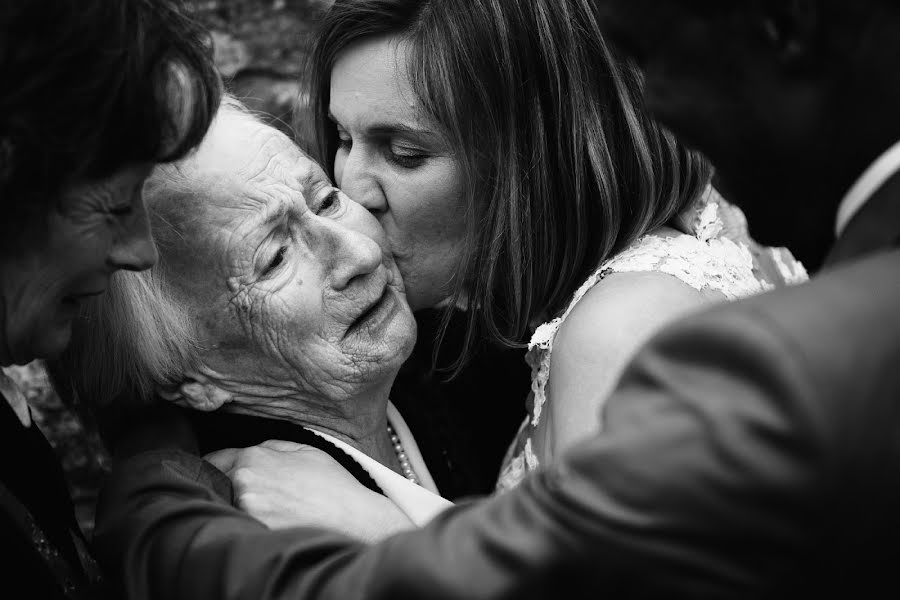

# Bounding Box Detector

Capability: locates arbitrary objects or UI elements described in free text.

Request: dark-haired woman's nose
[108,201,158,272]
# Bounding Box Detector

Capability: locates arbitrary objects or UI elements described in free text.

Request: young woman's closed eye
[386,141,428,169]
[335,126,430,171]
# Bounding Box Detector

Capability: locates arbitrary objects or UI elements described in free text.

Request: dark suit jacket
[93,171,900,599]
[0,396,109,600]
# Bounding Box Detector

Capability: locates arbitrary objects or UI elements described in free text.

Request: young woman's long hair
[307,0,711,371]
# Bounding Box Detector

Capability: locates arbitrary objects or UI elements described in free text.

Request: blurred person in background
[0,0,219,597]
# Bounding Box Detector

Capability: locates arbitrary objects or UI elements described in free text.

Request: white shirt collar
[836,139,900,236]
[305,402,453,526]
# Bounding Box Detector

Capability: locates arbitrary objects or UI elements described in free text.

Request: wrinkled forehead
[167,115,329,234]
[146,112,332,255]
[199,114,326,203]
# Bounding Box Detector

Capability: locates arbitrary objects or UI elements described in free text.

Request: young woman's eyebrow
[327,111,430,137]
[367,124,428,136]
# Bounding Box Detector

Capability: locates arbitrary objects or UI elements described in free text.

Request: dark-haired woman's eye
[109,184,142,218]
[108,194,135,217]
[264,246,287,275]
[109,205,134,217]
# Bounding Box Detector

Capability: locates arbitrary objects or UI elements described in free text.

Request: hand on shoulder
[206,441,415,543]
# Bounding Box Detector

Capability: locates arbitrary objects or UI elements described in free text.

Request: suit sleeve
[94,307,825,600]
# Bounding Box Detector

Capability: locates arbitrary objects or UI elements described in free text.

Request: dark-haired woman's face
[0,165,157,365]
[330,35,467,312]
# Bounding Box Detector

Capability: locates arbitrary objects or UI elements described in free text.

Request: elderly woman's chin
[342,286,417,378]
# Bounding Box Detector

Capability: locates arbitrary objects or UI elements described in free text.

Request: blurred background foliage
[6,0,330,536]
[196,0,332,137]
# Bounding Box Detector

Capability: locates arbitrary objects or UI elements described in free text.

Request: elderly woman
[0,1,218,598]
[60,101,451,543]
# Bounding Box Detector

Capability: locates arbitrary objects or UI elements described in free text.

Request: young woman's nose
[335,149,389,216]
[107,200,158,272]
[318,218,384,291]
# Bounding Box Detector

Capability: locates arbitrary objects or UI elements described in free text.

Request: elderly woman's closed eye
[59,100,451,541]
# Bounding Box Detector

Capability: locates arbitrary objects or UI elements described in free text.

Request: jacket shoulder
[688,249,900,405]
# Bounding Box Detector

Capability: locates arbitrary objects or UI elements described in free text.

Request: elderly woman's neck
[223,379,400,469]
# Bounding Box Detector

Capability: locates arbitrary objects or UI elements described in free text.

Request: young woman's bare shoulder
[555,270,719,356]
[542,271,720,455]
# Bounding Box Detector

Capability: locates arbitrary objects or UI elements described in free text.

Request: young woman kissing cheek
[329,35,467,313]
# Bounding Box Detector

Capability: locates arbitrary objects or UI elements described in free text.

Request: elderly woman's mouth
[345,286,400,337]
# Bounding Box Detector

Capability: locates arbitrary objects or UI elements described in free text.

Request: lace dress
[495,190,807,493]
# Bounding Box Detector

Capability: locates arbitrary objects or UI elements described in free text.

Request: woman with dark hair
[300,0,807,495]
[0,1,219,597]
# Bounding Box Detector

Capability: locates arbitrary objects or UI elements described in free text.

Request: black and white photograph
[2,1,899,598]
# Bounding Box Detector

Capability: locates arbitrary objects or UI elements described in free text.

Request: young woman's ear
[156,371,232,412]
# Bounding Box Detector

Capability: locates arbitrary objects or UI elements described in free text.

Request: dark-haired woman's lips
[64,289,105,301]
[61,290,105,308]
[346,286,399,337]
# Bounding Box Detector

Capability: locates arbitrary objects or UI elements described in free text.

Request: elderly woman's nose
[320,220,384,290]
[108,205,158,272]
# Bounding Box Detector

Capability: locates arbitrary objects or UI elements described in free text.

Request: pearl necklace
[387,423,420,485]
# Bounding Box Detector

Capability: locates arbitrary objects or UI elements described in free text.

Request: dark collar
[0,391,87,580]
[186,409,385,497]
[825,167,900,267]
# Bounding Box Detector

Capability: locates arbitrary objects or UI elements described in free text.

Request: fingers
[204,447,241,473]
[205,440,321,478]
[258,439,305,452]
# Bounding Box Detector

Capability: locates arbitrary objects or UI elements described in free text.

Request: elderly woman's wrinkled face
[0,165,157,364]
[330,35,467,311]
[164,113,416,399]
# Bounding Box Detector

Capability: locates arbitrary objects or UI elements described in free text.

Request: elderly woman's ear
[157,371,233,412]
